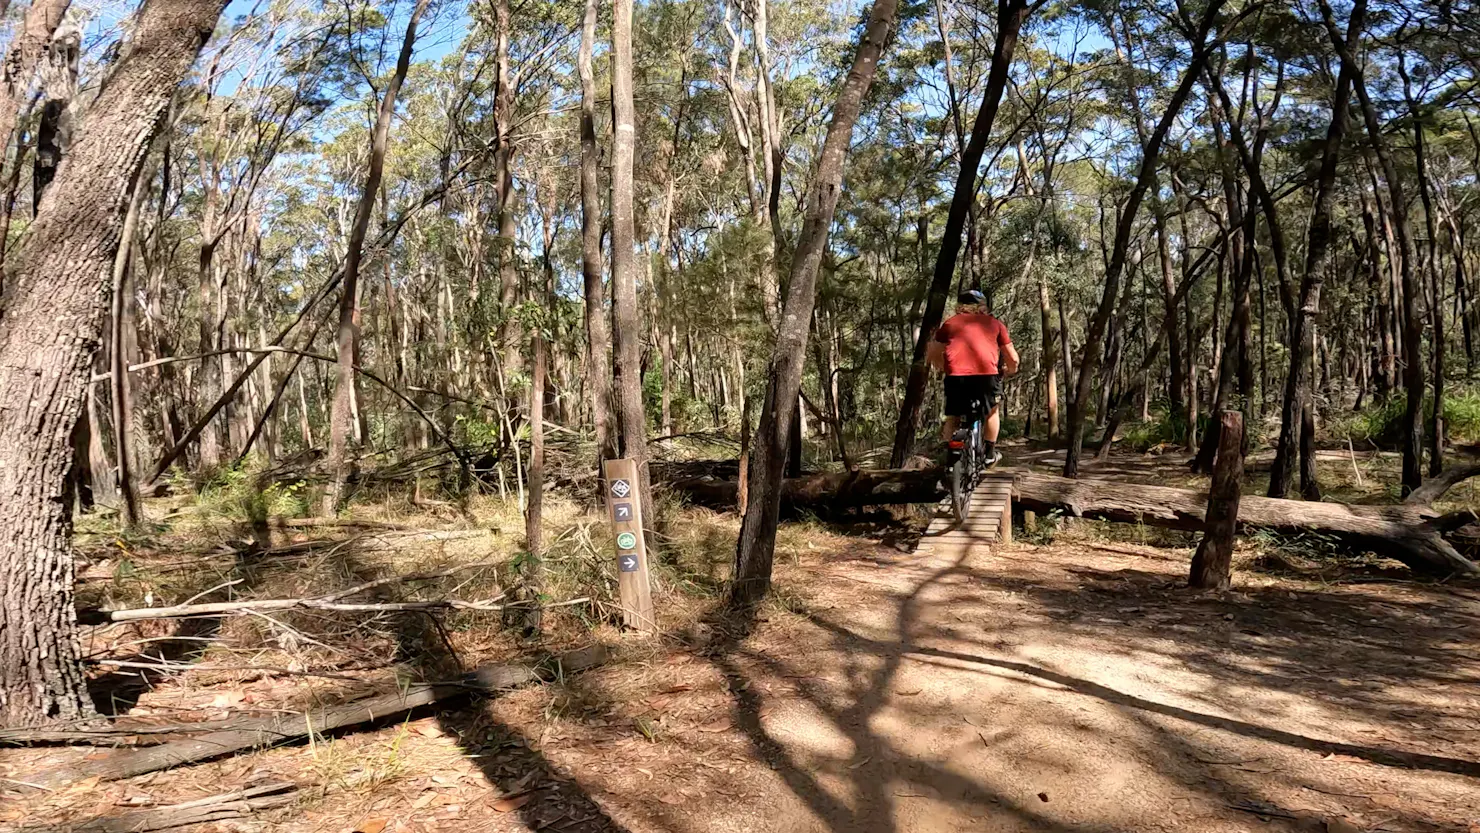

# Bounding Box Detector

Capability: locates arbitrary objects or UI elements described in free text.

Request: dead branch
[1403,462,1480,505]
[35,644,610,785]
[70,782,299,832]
[84,594,590,623]
[318,559,502,601]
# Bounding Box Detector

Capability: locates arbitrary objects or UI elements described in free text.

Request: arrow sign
[619,555,639,573]
[612,501,633,521]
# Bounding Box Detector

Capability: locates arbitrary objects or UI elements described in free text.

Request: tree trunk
[0,0,228,729]
[889,0,1032,468]
[753,0,785,325]
[1189,410,1243,590]
[0,0,72,192]
[83,379,115,506]
[1401,55,1444,477]
[1365,206,1396,399]
[1066,0,1224,477]
[1039,275,1059,439]
[731,0,898,607]
[1322,0,1422,494]
[578,0,615,466]
[1192,242,1250,473]
[324,0,430,515]
[494,0,521,378]
[110,178,147,528]
[1269,0,1362,498]
[521,238,550,636]
[610,0,653,512]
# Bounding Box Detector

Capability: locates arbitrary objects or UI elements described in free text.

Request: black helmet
[957,289,986,306]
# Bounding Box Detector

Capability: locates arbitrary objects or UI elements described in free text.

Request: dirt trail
[700,534,1478,832]
[6,527,1478,833]
[568,532,1479,833]
[677,534,1480,833]
[380,531,1478,833]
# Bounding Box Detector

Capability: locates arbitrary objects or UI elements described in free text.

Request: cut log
[657,465,1480,576]
[34,644,609,786]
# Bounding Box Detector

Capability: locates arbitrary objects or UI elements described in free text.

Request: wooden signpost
[602,458,655,632]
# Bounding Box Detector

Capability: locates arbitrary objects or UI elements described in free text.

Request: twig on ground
[318,560,503,602]
[178,578,244,607]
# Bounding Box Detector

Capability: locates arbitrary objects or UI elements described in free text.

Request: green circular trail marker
[616,532,638,550]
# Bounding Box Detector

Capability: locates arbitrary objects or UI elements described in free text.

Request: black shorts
[944,374,1001,418]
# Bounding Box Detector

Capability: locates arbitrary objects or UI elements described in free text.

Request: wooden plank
[918,473,1016,553]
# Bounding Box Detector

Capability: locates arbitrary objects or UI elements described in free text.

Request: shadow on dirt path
[699,535,1480,833]
[704,548,1130,833]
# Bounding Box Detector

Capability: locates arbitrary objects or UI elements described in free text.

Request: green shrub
[196,463,308,522]
[1118,409,1189,451]
[1337,389,1480,448]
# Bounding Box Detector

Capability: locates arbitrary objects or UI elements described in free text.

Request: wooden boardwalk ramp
[918,472,1015,554]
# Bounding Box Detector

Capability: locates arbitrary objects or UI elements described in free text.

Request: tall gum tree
[324,0,433,515]
[732,0,900,607]
[610,0,653,510]
[0,0,230,728]
[890,0,1037,469]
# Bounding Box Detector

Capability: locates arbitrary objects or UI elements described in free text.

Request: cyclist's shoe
[984,449,1003,468]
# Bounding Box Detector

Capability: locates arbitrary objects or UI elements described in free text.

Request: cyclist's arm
[1002,343,1020,375]
[927,339,947,372]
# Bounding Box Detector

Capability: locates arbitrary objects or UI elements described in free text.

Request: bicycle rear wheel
[950,455,969,522]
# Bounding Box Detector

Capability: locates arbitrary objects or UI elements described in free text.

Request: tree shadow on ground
[700,550,1136,833]
[985,557,1480,744]
[382,592,633,832]
[701,531,1479,832]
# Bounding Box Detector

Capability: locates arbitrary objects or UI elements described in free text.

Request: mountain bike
[946,396,999,523]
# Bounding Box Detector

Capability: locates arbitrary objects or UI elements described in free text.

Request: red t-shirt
[935,312,1012,375]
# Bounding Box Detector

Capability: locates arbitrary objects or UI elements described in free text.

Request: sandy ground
[5,526,1479,832]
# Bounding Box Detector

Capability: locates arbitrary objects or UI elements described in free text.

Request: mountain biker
[927,289,1018,467]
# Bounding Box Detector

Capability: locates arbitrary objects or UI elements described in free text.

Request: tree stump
[1190,410,1244,589]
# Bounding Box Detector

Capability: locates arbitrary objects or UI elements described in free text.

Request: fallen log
[659,466,1480,576]
[1011,472,1478,575]
[665,467,944,508]
[34,644,609,786]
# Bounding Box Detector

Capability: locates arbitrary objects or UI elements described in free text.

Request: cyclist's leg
[983,375,1004,464]
[942,376,968,445]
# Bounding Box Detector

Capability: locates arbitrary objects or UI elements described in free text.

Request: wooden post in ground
[1190,410,1243,589]
[603,458,655,632]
